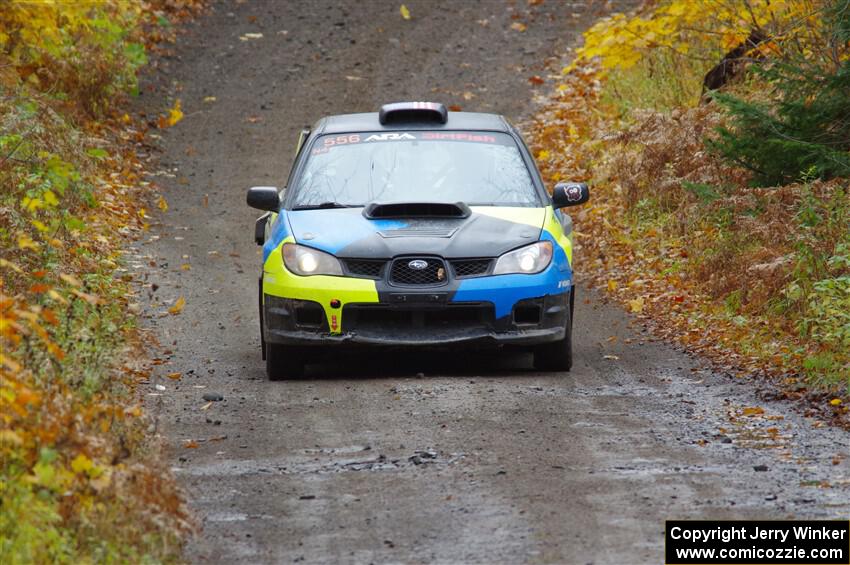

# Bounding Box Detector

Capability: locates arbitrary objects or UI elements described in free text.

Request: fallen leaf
[829,398,842,406]
[528,75,545,85]
[400,4,411,19]
[166,372,182,380]
[71,454,94,474]
[239,32,264,41]
[603,354,620,360]
[200,401,213,411]
[462,91,475,100]
[607,279,618,292]
[203,96,217,103]
[158,99,183,128]
[628,297,644,313]
[511,22,527,32]
[742,406,765,416]
[537,149,550,160]
[168,296,186,315]
[157,195,168,212]
[184,440,199,448]
[180,263,191,271]
[345,75,363,81]
[448,104,462,112]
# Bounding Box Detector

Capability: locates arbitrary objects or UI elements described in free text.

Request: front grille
[389,257,447,286]
[342,303,494,333]
[450,259,492,278]
[344,259,386,279]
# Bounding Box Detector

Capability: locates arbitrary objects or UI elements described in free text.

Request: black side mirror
[246,186,281,212]
[552,182,590,208]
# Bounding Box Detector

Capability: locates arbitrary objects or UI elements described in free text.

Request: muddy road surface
[133,1,850,563]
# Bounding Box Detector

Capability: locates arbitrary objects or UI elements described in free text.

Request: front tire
[265,342,305,380]
[533,305,573,372]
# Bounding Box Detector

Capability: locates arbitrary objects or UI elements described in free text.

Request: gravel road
[132,1,850,563]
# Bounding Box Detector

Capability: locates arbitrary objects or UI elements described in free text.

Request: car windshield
[290,131,540,208]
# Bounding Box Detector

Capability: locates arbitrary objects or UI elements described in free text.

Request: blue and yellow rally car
[247,102,589,379]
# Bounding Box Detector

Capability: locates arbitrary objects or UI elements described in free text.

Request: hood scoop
[363,202,471,219]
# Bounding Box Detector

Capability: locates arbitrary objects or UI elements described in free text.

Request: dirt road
[132,1,849,563]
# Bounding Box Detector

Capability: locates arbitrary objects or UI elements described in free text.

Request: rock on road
[133,1,850,563]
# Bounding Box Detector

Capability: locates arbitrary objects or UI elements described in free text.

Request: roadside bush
[1,1,202,562]
[530,0,850,399]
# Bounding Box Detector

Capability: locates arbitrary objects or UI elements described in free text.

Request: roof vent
[378,102,448,125]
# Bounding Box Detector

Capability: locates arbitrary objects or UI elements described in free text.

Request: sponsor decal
[364,132,417,142]
[331,314,338,331]
[311,131,510,154]
[564,184,583,202]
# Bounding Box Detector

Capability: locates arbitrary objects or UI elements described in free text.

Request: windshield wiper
[292,202,360,211]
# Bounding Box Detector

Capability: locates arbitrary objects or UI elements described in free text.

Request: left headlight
[282,243,343,276]
[493,241,553,275]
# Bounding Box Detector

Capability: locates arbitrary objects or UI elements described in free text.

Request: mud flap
[259,275,266,360]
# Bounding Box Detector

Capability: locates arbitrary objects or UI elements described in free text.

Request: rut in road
[132,1,850,563]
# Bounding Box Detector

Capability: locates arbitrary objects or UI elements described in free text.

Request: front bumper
[263,293,568,347]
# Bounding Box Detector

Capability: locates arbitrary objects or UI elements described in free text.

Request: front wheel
[533,308,573,372]
[265,342,305,380]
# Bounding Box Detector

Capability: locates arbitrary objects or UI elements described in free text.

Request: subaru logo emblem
[408,259,428,270]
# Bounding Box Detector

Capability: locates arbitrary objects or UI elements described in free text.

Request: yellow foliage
[568,0,815,75]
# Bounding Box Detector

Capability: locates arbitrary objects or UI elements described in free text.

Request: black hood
[286,206,545,259]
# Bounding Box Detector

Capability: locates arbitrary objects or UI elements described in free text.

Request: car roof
[314,111,511,135]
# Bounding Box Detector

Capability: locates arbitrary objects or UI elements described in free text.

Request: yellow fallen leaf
[166,372,182,380]
[168,296,186,315]
[17,233,39,251]
[400,4,411,19]
[830,398,842,406]
[203,96,217,103]
[47,289,68,305]
[59,273,82,287]
[161,99,183,127]
[607,279,618,292]
[0,258,23,273]
[180,263,192,271]
[157,195,168,212]
[537,149,550,160]
[0,430,23,446]
[628,296,644,313]
[742,406,765,416]
[511,22,527,32]
[71,454,94,474]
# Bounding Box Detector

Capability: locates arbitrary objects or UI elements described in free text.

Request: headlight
[282,243,343,276]
[493,241,553,275]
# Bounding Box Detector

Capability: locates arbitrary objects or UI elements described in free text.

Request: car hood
[286,206,546,258]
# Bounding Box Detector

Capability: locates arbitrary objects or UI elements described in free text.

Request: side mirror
[246,186,281,212]
[551,182,590,208]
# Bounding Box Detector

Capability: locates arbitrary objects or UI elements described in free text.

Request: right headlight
[282,243,343,276]
[493,241,553,275]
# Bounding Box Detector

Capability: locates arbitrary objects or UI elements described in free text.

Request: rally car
[247,102,589,379]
